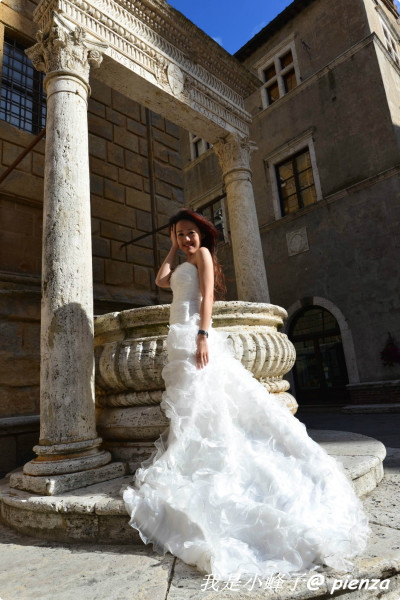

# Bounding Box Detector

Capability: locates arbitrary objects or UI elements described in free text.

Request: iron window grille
[0,34,47,135]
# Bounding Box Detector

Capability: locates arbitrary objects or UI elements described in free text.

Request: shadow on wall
[0,287,41,477]
[0,299,97,478]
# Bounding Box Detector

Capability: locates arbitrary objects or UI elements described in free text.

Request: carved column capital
[213,133,258,178]
[26,12,106,85]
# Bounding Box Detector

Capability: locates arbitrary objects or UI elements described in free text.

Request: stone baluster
[214,133,270,303]
[10,14,124,495]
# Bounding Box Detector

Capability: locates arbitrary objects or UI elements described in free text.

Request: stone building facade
[1,0,400,476]
[182,0,400,406]
[0,0,186,475]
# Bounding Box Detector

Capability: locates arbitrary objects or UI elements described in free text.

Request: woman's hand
[170,223,179,249]
[196,334,209,369]
[155,225,178,288]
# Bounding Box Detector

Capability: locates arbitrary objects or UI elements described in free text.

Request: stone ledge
[342,403,400,414]
[347,380,400,390]
[9,461,126,495]
[0,414,40,436]
[0,431,386,546]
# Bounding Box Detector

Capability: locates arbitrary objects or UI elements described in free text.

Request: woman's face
[175,219,203,258]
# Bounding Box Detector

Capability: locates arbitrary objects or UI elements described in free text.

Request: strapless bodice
[169,262,202,325]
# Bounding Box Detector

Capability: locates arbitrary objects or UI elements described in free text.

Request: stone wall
[181,0,400,401]
[87,78,183,312]
[241,0,400,385]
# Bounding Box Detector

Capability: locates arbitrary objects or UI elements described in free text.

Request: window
[276,148,316,215]
[190,133,211,160]
[381,20,400,67]
[198,197,227,243]
[0,35,47,135]
[259,44,299,108]
[265,130,322,219]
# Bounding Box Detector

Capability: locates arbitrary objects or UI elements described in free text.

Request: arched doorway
[289,306,349,405]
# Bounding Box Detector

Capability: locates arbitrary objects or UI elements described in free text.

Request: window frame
[189,133,211,161]
[255,37,301,110]
[191,194,229,244]
[275,148,317,216]
[264,130,323,220]
[380,17,400,67]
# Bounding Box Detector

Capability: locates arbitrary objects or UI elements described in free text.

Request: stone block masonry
[88,79,184,313]
[0,125,44,465]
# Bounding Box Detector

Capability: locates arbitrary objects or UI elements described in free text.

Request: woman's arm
[155,225,178,288]
[195,246,214,369]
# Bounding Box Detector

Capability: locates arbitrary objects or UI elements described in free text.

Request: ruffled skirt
[123,315,370,581]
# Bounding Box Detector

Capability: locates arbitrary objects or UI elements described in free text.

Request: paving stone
[0,522,172,600]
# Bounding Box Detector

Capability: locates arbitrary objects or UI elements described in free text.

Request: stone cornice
[32,0,259,136]
[117,0,261,95]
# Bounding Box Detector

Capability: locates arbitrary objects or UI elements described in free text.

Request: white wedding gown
[123,261,370,580]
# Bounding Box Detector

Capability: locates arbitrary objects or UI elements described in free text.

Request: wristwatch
[197,329,208,338]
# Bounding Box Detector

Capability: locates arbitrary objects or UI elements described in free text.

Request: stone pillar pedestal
[214,134,269,303]
[10,17,124,495]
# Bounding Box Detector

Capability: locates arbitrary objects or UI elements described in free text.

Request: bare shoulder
[196,246,212,266]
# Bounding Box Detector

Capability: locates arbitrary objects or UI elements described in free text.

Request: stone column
[10,16,124,495]
[214,133,270,302]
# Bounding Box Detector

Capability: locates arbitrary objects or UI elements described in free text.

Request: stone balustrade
[94,301,297,472]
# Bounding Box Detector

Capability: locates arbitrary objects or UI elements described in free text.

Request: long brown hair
[168,209,226,300]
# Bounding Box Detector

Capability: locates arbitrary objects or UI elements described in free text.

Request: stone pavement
[0,446,399,600]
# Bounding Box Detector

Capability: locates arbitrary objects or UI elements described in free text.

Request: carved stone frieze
[31,0,258,135]
[26,11,106,81]
[94,301,296,405]
[214,133,258,176]
[34,0,259,95]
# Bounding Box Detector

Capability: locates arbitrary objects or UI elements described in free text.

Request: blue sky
[167,0,294,54]
[168,0,400,55]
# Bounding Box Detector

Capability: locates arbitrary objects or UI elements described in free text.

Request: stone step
[0,430,386,546]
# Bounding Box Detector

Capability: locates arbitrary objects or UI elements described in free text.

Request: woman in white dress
[123,209,370,581]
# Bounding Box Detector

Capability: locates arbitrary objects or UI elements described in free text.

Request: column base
[9,461,126,495]
[23,448,112,476]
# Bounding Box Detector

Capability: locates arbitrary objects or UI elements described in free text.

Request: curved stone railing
[94,301,297,471]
